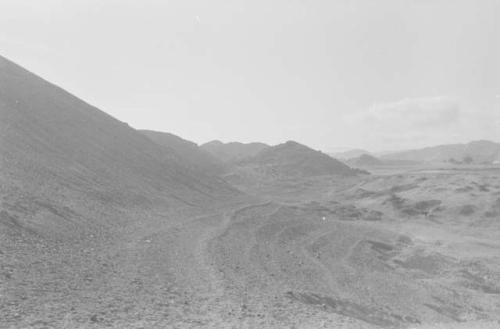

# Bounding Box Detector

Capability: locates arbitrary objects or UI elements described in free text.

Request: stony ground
[2,167,500,328]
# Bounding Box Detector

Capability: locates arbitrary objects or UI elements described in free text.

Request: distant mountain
[347,154,384,167]
[200,140,270,162]
[0,55,237,237]
[346,154,420,168]
[141,130,227,175]
[382,140,500,164]
[330,149,371,160]
[241,141,364,178]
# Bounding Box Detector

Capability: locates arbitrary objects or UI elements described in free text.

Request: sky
[1,0,500,152]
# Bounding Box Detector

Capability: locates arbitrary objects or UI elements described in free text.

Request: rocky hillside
[0,54,237,238]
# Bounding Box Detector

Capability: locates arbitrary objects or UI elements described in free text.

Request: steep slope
[0,55,252,329]
[241,141,362,178]
[0,54,237,237]
[382,140,500,164]
[200,140,269,162]
[140,130,227,175]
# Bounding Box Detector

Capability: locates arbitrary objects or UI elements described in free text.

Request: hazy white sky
[1,0,500,151]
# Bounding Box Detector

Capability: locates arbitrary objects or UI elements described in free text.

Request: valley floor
[2,168,500,328]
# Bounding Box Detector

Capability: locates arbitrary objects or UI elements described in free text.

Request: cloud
[362,97,461,131]
[345,96,464,150]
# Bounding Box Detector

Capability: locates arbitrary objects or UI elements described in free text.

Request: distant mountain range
[345,154,420,168]
[329,149,371,160]
[333,140,500,166]
[381,140,500,164]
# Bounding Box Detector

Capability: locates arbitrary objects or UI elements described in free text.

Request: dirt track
[3,172,500,328]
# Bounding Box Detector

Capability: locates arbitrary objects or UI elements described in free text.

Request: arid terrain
[206,166,500,328]
[2,55,500,329]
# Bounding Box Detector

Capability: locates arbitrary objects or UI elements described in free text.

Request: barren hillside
[0,55,242,328]
[240,140,363,178]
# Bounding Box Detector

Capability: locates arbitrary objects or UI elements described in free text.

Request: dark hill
[242,141,363,178]
[347,154,384,167]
